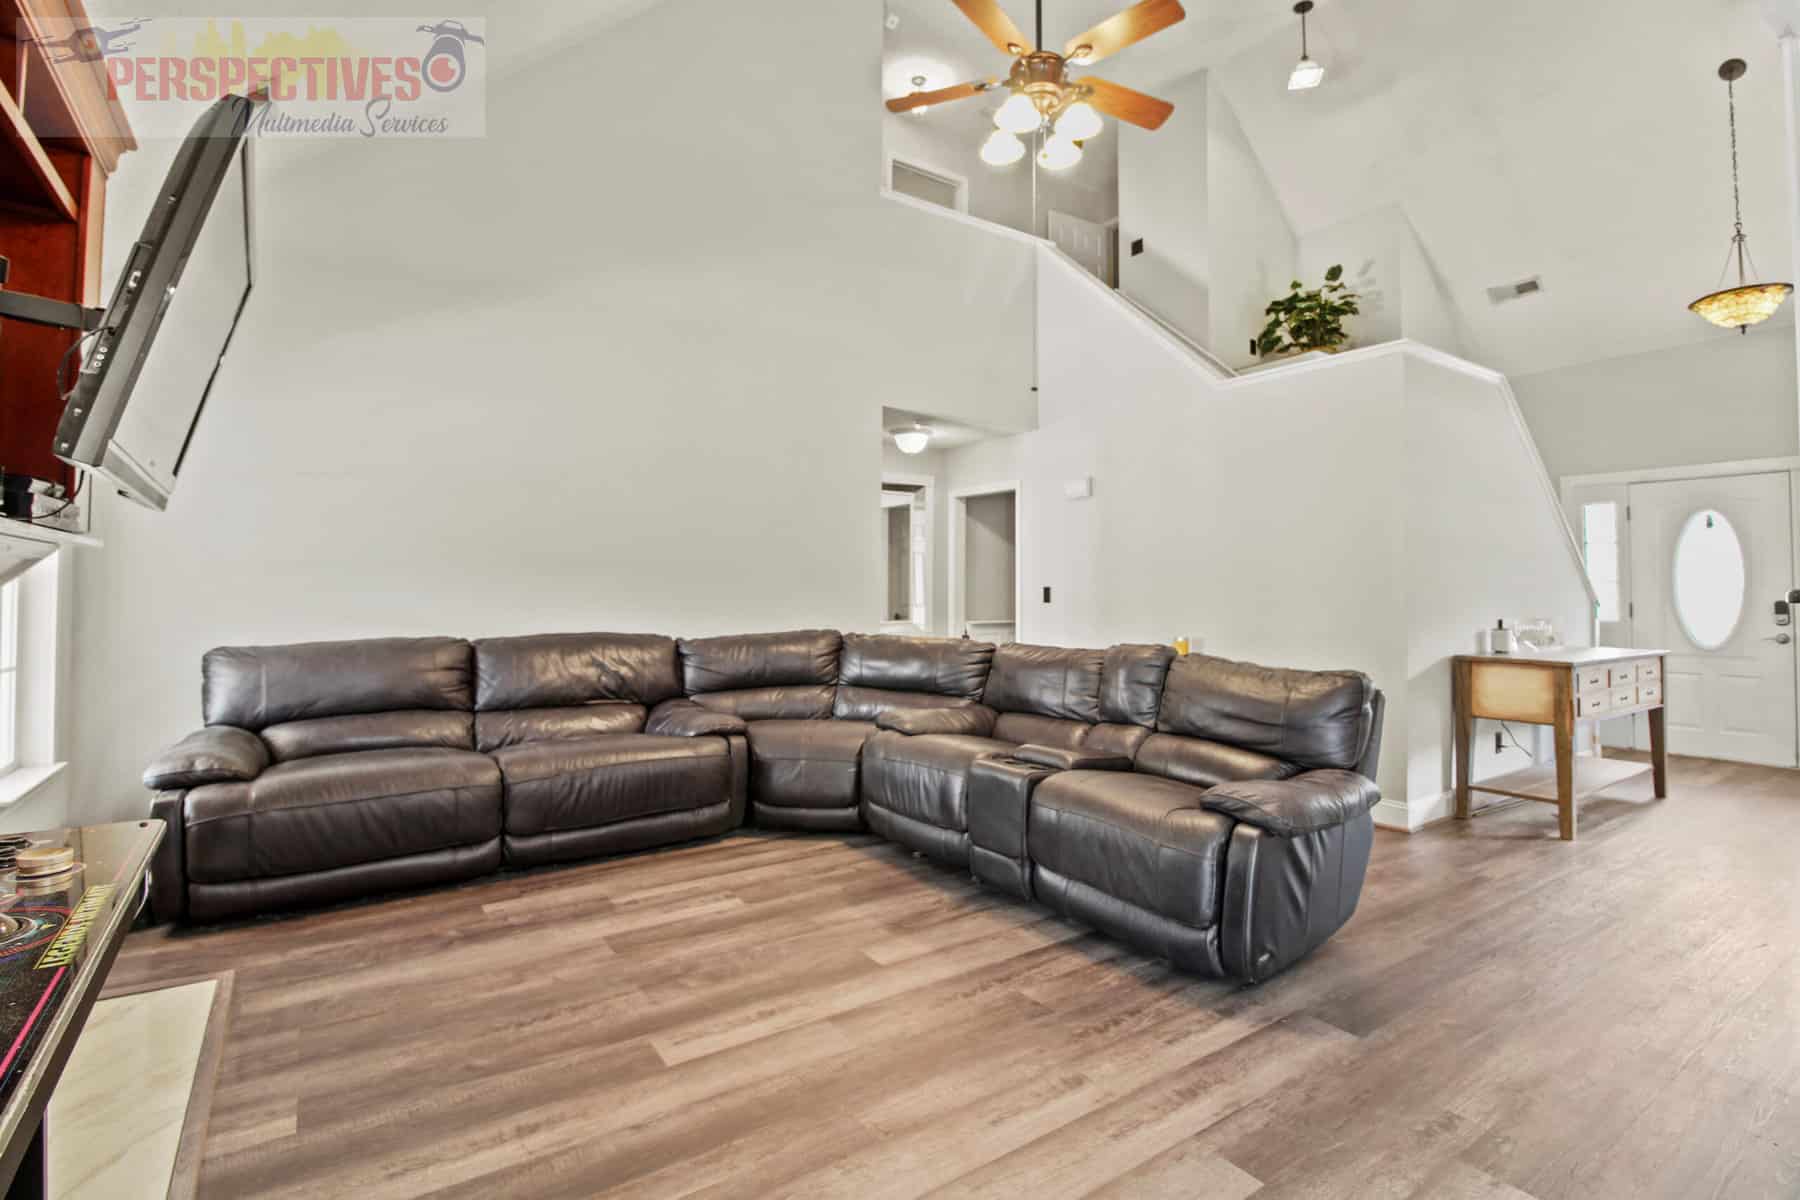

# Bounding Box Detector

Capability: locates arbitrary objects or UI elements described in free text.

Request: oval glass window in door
[1672,509,1747,651]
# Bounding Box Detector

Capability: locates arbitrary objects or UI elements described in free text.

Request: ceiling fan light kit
[980,128,1027,165]
[1688,58,1792,333]
[884,0,1184,171]
[1287,2,1323,90]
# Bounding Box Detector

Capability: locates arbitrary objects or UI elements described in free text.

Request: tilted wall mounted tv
[53,93,258,511]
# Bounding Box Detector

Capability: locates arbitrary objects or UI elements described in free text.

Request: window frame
[0,578,18,779]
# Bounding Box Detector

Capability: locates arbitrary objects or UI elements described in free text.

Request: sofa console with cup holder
[144,630,1385,982]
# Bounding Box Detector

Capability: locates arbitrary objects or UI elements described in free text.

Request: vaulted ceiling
[891,0,1796,378]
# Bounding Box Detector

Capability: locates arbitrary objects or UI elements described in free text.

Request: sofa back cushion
[469,633,677,750]
[473,633,681,710]
[981,644,1104,722]
[832,634,994,721]
[1101,644,1176,727]
[202,637,473,731]
[678,629,842,721]
[1155,654,1375,772]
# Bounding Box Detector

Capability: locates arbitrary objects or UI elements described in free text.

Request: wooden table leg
[1453,659,1473,820]
[1648,705,1668,798]
[1553,671,1576,841]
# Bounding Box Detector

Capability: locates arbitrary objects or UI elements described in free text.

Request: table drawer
[1609,664,1641,687]
[1637,660,1661,683]
[1576,690,1612,718]
[1611,685,1638,709]
[1578,666,1610,692]
[1637,681,1661,705]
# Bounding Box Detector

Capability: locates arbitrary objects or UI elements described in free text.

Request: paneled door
[1628,472,1797,766]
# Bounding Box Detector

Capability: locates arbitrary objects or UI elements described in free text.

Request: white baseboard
[1372,789,1455,834]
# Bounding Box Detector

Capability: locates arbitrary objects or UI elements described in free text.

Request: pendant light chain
[1728,74,1748,284]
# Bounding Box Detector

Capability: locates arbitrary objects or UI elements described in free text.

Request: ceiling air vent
[1486,276,1543,305]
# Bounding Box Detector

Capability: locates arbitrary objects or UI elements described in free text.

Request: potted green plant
[1253,265,1361,358]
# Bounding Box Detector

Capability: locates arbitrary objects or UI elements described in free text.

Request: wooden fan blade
[951,0,1034,56]
[885,79,997,113]
[1082,77,1175,129]
[1063,0,1185,65]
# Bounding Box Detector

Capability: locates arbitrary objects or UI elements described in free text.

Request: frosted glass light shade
[1689,281,1792,330]
[1037,133,1082,170]
[994,92,1042,134]
[1288,57,1324,90]
[979,129,1026,166]
[893,428,932,454]
[1056,100,1103,140]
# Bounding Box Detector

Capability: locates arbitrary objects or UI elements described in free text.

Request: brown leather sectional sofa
[145,629,1385,982]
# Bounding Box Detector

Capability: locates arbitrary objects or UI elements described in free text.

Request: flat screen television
[53,94,258,511]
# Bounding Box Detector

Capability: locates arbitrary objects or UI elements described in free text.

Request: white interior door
[1048,210,1108,281]
[1628,471,1797,766]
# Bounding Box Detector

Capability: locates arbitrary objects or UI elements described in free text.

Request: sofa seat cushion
[861,731,1016,833]
[745,720,878,810]
[1028,771,1235,930]
[184,747,501,883]
[492,734,730,837]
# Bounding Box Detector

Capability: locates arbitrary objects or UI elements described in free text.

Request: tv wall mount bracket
[0,256,105,332]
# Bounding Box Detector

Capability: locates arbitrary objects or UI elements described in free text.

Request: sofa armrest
[645,699,748,738]
[1201,769,1379,837]
[1011,744,1133,772]
[875,705,997,737]
[142,726,269,791]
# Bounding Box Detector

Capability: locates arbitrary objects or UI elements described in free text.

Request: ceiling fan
[886,0,1184,169]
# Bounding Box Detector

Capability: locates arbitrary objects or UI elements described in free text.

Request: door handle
[1767,634,1794,645]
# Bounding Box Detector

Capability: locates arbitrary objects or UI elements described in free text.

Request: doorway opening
[952,483,1019,644]
[881,474,933,635]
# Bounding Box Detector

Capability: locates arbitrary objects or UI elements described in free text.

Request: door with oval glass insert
[1628,471,1796,766]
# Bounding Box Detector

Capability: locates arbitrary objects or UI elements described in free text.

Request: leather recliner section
[146,628,1387,987]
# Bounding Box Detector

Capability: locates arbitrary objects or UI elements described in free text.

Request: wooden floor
[110,753,1800,1199]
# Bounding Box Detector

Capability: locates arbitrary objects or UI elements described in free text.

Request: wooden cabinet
[0,0,134,495]
[1452,648,1669,841]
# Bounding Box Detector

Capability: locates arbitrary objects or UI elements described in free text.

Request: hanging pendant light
[1288,1,1324,91]
[1689,59,1792,333]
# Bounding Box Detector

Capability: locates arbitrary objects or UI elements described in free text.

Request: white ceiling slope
[1209,0,1795,377]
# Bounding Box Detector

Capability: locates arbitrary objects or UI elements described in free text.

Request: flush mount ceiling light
[892,425,932,454]
[1689,59,1792,333]
[1287,1,1323,91]
[884,0,1182,170]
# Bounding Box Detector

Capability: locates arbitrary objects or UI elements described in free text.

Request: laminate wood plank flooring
[107,752,1800,1198]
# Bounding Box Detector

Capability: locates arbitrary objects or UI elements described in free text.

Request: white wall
[1292,204,1469,359]
[941,247,1594,827]
[1118,71,1211,346]
[1206,84,1298,369]
[1513,330,1800,484]
[70,0,1038,823]
[1401,355,1595,826]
